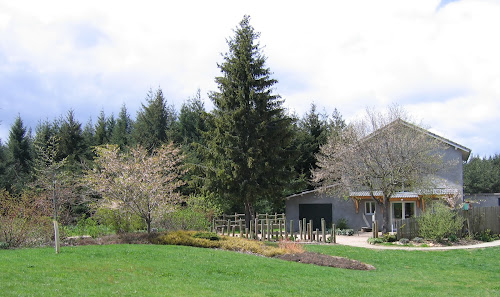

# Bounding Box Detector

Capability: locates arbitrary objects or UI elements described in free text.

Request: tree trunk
[382,199,390,234]
[244,200,254,229]
[146,214,151,233]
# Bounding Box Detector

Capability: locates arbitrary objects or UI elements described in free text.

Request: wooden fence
[212,213,337,243]
[395,206,500,240]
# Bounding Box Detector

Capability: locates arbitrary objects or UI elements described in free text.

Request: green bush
[383,233,397,242]
[474,229,500,242]
[94,208,145,234]
[412,237,424,243]
[417,201,464,242]
[336,218,349,230]
[62,215,113,238]
[160,207,211,231]
[368,237,384,244]
[399,238,410,245]
[336,229,354,236]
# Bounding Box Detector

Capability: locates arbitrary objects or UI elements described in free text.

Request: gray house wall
[465,193,500,207]
[435,146,466,197]
[285,141,467,232]
[286,192,385,231]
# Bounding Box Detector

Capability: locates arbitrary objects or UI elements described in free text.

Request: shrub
[278,240,304,254]
[418,201,464,242]
[152,230,290,257]
[383,233,397,242]
[62,215,113,238]
[0,190,53,248]
[94,208,145,234]
[336,218,349,230]
[160,207,211,231]
[368,237,384,245]
[412,237,424,243]
[399,238,410,245]
[474,229,500,242]
[336,229,354,236]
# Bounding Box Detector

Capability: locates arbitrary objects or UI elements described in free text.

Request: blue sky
[1,0,499,157]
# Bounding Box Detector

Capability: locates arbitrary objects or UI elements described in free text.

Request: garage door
[299,204,332,230]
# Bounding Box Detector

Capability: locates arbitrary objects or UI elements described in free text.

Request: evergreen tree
[206,16,294,224]
[58,110,86,170]
[111,104,134,149]
[5,115,33,192]
[94,110,109,146]
[292,104,330,190]
[0,140,7,190]
[178,90,208,145]
[134,88,176,151]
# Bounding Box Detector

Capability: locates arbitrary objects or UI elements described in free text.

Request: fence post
[332,223,336,244]
[321,218,326,243]
[279,220,283,240]
[309,220,313,241]
[290,220,293,241]
[299,220,303,241]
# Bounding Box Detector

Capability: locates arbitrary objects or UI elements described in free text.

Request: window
[365,201,376,215]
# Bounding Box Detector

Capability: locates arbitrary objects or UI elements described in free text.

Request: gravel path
[335,232,500,250]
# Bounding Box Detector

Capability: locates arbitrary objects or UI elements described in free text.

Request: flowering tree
[313,106,447,233]
[84,143,186,233]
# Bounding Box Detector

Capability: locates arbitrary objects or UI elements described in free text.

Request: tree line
[464,155,500,194]
[0,17,346,225]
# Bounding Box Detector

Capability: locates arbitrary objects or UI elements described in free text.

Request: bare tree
[84,143,186,233]
[313,106,448,233]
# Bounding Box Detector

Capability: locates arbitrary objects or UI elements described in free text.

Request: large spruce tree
[5,115,33,192]
[133,88,176,151]
[206,16,294,225]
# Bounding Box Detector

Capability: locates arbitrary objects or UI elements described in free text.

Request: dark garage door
[299,204,332,230]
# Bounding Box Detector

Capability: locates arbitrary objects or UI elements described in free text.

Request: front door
[391,202,415,231]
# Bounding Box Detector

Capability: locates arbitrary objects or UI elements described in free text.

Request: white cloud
[0,0,499,156]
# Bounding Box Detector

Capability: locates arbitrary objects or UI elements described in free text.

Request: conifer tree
[134,88,176,151]
[111,104,134,149]
[58,110,86,170]
[206,16,294,225]
[5,115,33,192]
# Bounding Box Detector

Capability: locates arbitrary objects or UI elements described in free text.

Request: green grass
[1,244,499,296]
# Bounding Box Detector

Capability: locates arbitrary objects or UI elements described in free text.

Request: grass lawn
[1,244,499,296]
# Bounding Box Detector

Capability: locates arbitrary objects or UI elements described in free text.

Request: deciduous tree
[313,106,446,233]
[84,144,186,233]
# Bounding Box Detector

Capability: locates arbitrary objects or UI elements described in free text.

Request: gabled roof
[386,119,471,161]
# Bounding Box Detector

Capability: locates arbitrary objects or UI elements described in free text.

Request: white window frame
[365,201,376,215]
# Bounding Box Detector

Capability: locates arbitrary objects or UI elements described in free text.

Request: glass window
[365,201,375,215]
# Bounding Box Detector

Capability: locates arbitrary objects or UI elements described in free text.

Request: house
[285,120,471,232]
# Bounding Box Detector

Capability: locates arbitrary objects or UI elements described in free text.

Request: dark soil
[276,252,375,270]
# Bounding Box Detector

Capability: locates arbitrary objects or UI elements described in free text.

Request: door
[391,202,415,230]
[299,204,332,230]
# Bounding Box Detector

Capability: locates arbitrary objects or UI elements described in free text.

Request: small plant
[336,229,354,236]
[336,218,349,230]
[368,237,384,245]
[278,240,304,254]
[474,229,500,242]
[399,238,410,245]
[0,241,9,249]
[412,237,424,243]
[383,233,397,242]
[448,234,458,242]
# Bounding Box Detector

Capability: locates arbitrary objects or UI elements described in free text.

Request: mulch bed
[63,233,375,270]
[276,252,375,270]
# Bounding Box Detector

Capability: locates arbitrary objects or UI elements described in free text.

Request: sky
[0,0,499,157]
